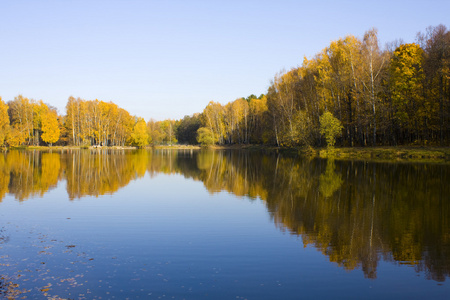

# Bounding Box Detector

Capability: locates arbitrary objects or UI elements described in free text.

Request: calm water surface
[0,149,449,299]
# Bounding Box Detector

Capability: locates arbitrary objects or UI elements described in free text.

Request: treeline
[0,24,449,147]
[0,94,190,147]
[194,25,450,147]
[0,95,150,147]
[0,95,61,147]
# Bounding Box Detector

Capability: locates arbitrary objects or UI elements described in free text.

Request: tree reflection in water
[1,149,449,281]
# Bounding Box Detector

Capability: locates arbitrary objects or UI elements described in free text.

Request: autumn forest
[1,25,449,148]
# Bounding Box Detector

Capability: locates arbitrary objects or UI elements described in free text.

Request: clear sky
[1,0,449,121]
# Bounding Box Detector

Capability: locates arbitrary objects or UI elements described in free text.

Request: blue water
[1,150,449,299]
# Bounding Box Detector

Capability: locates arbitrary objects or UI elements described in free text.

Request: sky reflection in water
[0,149,449,299]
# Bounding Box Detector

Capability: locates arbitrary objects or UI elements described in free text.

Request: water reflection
[1,149,449,281]
[0,151,61,201]
[63,149,147,199]
[319,159,343,197]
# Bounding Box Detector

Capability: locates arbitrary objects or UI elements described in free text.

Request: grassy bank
[5,144,450,162]
[153,144,450,161]
[316,146,450,161]
[151,145,201,150]
[9,145,138,151]
[209,145,450,162]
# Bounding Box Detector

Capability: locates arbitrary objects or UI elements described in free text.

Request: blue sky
[1,0,449,120]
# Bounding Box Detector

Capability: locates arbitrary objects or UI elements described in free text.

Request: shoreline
[205,144,450,157]
[5,144,450,161]
[200,145,450,162]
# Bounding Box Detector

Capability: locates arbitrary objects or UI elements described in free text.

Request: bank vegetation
[0,25,449,151]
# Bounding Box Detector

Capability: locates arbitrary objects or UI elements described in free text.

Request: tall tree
[147,119,163,145]
[224,98,249,144]
[361,28,387,145]
[0,97,10,146]
[418,24,450,145]
[8,95,34,145]
[324,36,362,145]
[41,110,60,146]
[131,118,149,148]
[390,43,426,143]
[201,101,225,145]
[160,119,178,145]
[267,70,300,146]
[248,96,268,144]
[65,96,79,145]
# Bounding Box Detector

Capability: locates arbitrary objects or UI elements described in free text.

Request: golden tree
[131,118,149,148]
[41,110,60,146]
[7,95,34,145]
[390,43,426,143]
[201,101,225,144]
[0,97,10,146]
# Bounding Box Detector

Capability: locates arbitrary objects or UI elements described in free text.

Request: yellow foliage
[131,118,149,148]
[41,110,60,145]
[0,97,10,146]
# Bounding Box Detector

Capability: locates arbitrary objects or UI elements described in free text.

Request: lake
[1,149,449,299]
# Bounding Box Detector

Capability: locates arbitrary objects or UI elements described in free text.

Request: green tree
[197,127,217,146]
[320,111,343,148]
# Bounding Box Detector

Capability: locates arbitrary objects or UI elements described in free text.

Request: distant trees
[195,95,268,146]
[65,97,134,146]
[146,118,178,146]
[0,95,145,147]
[192,24,449,147]
[4,95,62,146]
[160,119,178,145]
[0,24,448,148]
[176,114,201,144]
[248,95,268,143]
[147,119,162,145]
[7,95,33,146]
